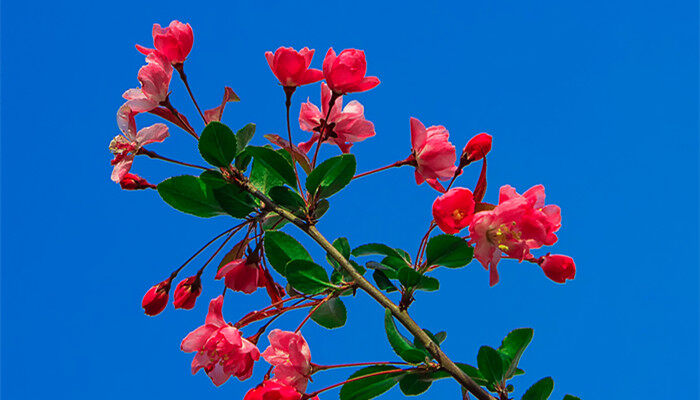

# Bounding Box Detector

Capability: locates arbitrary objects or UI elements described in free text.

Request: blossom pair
[141,273,203,316]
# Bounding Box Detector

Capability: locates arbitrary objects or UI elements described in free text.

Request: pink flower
[119,173,156,190]
[142,277,172,316]
[173,275,203,310]
[181,296,260,386]
[322,48,380,94]
[136,20,194,65]
[432,188,476,234]
[265,47,323,87]
[539,254,576,283]
[215,258,264,294]
[462,133,492,163]
[122,51,173,113]
[409,117,457,187]
[262,330,312,392]
[469,185,562,286]
[243,380,311,400]
[298,83,375,153]
[110,104,169,183]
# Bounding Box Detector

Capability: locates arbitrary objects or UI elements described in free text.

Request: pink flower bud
[540,254,576,283]
[119,173,156,190]
[141,278,172,316]
[462,133,492,162]
[432,188,476,234]
[137,20,193,65]
[173,275,202,310]
[265,47,323,88]
[322,48,380,94]
[215,258,264,294]
[262,330,312,391]
[243,380,309,400]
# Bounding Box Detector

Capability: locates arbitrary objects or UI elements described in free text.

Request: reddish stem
[352,158,412,180]
[172,223,247,277]
[310,92,341,169]
[294,294,332,332]
[312,361,408,372]
[304,368,406,399]
[174,64,207,124]
[139,148,209,171]
[161,97,199,139]
[284,87,306,196]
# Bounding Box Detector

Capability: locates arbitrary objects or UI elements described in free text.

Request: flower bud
[265,47,323,88]
[322,48,380,94]
[461,133,492,164]
[137,20,193,65]
[540,254,576,283]
[119,173,156,190]
[141,277,172,316]
[243,380,309,400]
[173,275,202,310]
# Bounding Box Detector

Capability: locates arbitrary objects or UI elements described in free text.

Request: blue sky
[2,1,698,399]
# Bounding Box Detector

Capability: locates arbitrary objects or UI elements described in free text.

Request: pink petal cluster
[262,330,312,392]
[323,48,380,94]
[136,20,194,65]
[462,133,492,163]
[142,277,172,316]
[469,184,562,286]
[409,117,457,190]
[215,258,265,294]
[110,104,169,183]
[173,275,203,310]
[244,380,314,400]
[119,173,156,190]
[181,296,260,386]
[266,47,323,87]
[432,188,476,234]
[122,51,173,113]
[539,254,576,283]
[298,83,375,153]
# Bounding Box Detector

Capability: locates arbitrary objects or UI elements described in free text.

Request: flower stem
[161,97,199,139]
[353,158,411,180]
[294,293,333,332]
[304,368,406,399]
[312,361,408,372]
[139,148,209,171]
[310,92,341,169]
[284,87,306,196]
[171,223,245,277]
[174,64,207,124]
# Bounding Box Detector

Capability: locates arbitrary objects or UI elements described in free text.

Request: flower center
[452,209,466,221]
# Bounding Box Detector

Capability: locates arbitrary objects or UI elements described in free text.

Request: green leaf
[430,363,488,386]
[373,270,398,292]
[425,234,474,268]
[339,366,404,400]
[198,121,237,167]
[262,213,289,231]
[384,309,429,363]
[235,123,255,153]
[327,237,351,270]
[399,372,433,396]
[269,186,306,214]
[352,243,405,260]
[263,231,312,275]
[382,256,411,271]
[310,297,347,329]
[285,260,334,294]
[157,175,224,218]
[235,149,252,171]
[562,396,581,400]
[212,184,256,218]
[312,199,330,220]
[434,331,447,344]
[498,328,534,379]
[247,146,297,189]
[306,154,356,198]
[415,275,439,291]
[413,329,445,352]
[521,377,554,400]
[398,267,422,288]
[477,346,507,386]
[199,170,228,189]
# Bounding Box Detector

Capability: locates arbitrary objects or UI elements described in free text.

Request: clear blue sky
[2,1,697,399]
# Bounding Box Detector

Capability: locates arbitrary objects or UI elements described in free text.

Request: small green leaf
[434,331,447,344]
[339,366,405,400]
[562,395,581,400]
[235,123,256,153]
[352,243,405,260]
[311,199,330,220]
[247,146,297,189]
[399,372,433,396]
[310,297,347,329]
[262,213,289,231]
[373,270,398,292]
[382,256,411,271]
[522,377,554,400]
[269,186,306,214]
[384,309,429,363]
[425,234,474,268]
[306,154,356,198]
[285,260,334,294]
[263,231,312,275]
[430,363,488,386]
[498,328,534,379]
[235,149,252,171]
[157,175,224,218]
[415,275,439,291]
[398,267,422,288]
[199,170,228,189]
[212,184,256,218]
[198,121,237,167]
[477,346,507,386]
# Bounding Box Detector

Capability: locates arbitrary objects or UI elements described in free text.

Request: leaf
[312,199,330,220]
[263,231,312,275]
[246,146,297,189]
[477,346,507,386]
[235,148,252,171]
[425,234,474,268]
[236,123,256,154]
[521,377,554,400]
[306,154,356,198]
[339,366,404,400]
[384,309,429,363]
[310,297,347,329]
[218,238,249,271]
[264,133,312,174]
[413,329,444,353]
[262,213,289,231]
[430,363,489,387]
[399,372,433,396]
[198,121,237,167]
[398,267,422,288]
[157,175,224,218]
[199,170,228,189]
[269,186,306,214]
[212,184,256,218]
[498,328,534,379]
[352,243,405,260]
[434,331,447,344]
[415,275,439,291]
[285,260,334,294]
[373,270,398,292]
[562,396,581,400]
[382,256,411,272]
[326,237,351,270]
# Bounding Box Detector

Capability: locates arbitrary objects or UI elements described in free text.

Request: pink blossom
[322,48,380,94]
[173,275,203,310]
[142,277,172,316]
[432,188,476,234]
[215,258,264,294]
[110,104,169,183]
[181,296,260,386]
[122,51,173,113]
[243,380,312,400]
[462,133,492,163]
[262,330,312,392]
[119,173,156,190]
[298,83,375,153]
[136,20,194,65]
[469,185,562,286]
[409,117,457,187]
[265,47,323,87]
[539,254,576,283]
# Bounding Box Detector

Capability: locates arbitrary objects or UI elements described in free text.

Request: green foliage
[157,175,224,218]
[306,154,356,198]
[285,260,335,294]
[477,346,508,386]
[212,184,256,218]
[384,310,429,363]
[268,186,306,214]
[235,123,255,154]
[339,365,405,400]
[499,328,534,379]
[263,231,312,275]
[521,377,554,400]
[425,234,474,268]
[247,146,297,190]
[562,396,581,400]
[310,297,347,329]
[373,270,398,292]
[352,243,410,262]
[198,121,237,167]
[398,372,433,395]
